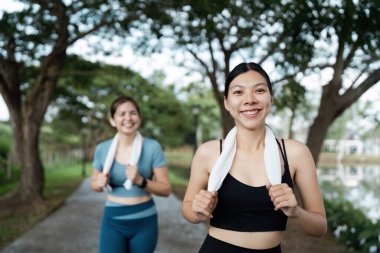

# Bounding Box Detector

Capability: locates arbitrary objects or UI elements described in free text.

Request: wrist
[137,176,147,188]
[191,210,200,223]
[292,206,302,218]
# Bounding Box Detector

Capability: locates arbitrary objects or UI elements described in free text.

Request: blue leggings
[99,199,158,253]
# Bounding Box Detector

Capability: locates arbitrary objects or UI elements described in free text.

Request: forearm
[90,179,103,192]
[182,201,201,224]
[291,206,327,237]
[143,179,171,197]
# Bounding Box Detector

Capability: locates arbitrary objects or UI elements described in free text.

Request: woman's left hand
[267,183,299,217]
[125,164,139,184]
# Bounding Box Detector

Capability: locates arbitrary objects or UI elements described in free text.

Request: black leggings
[199,234,282,253]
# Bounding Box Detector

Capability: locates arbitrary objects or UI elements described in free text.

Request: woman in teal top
[91,95,171,253]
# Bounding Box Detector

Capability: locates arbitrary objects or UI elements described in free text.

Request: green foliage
[0,122,11,158]
[325,198,380,253]
[44,55,194,148]
[179,81,222,141]
[274,78,307,111]
[0,162,87,250]
[0,122,11,173]
[0,170,20,196]
[326,101,377,140]
[169,165,190,185]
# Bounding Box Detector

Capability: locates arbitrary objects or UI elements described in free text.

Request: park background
[0,0,380,252]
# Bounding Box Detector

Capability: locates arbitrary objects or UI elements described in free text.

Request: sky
[0,0,379,123]
[0,0,200,121]
[1,42,379,122]
[0,36,202,121]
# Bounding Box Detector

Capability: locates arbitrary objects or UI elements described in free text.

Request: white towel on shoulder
[103,132,143,191]
[207,125,281,192]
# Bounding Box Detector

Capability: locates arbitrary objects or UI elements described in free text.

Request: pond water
[317,163,380,223]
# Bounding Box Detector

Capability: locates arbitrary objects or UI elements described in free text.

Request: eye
[256,88,266,93]
[232,90,243,95]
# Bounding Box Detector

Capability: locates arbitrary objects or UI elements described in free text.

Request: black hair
[224,62,273,97]
[109,95,141,118]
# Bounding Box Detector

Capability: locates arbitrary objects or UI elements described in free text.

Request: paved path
[1,178,207,253]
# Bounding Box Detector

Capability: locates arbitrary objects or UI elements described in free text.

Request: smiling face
[224,70,272,130]
[109,101,141,136]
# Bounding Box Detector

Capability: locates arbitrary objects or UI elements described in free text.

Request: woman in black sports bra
[182,62,327,253]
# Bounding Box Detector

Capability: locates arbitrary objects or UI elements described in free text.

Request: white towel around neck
[207,125,281,192]
[103,132,143,191]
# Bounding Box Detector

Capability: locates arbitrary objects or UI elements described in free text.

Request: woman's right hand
[191,190,218,222]
[96,173,109,188]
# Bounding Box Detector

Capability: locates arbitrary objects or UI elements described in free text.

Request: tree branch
[258,32,286,65]
[342,68,380,107]
[342,39,360,70]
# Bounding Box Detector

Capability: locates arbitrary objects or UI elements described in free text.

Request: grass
[169,165,191,201]
[0,162,91,251]
[0,170,19,196]
[166,148,193,200]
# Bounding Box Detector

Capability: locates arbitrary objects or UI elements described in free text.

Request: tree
[163,0,380,164]
[47,56,192,151]
[0,0,175,204]
[164,0,288,135]
[272,78,308,139]
[179,81,222,142]
[298,0,380,163]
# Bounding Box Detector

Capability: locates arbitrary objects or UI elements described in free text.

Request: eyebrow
[117,109,138,113]
[229,82,267,89]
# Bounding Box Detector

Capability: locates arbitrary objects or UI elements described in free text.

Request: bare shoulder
[282,139,312,157]
[193,140,221,172]
[282,139,316,170]
[197,139,220,152]
[196,139,221,159]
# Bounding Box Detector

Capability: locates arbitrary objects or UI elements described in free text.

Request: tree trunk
[306,109,335,166]
[19,106,45,201]
[288,111,295,139]
[0,113,44,204]
[221,107,235,137]
[0,54,67,205]
[306,66,380,165]
[306,80,343,165]
[212,85,234,137]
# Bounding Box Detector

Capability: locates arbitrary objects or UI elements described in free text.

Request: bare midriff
[209,226,282,249]
[107,194,152,205]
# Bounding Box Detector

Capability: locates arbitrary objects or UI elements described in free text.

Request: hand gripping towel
[103,132,143,191]
[207,125,281,192]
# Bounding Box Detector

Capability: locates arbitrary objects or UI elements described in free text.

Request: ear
[224,97,230,112]
[109,118,116,127]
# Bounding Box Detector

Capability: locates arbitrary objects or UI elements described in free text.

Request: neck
[236,125,266,151]
[118,132,137,146]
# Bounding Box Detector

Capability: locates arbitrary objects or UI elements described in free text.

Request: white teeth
[242,110,259,115]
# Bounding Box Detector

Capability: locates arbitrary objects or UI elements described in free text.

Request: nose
[125,113,132,120]
[244,92,257,104]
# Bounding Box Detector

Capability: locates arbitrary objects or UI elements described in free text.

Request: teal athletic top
[92,136,167,198]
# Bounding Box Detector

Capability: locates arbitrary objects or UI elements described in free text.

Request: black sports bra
[210,139,293,232]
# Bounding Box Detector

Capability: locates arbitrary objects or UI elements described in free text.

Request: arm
[126,140,171,197]
[182,141,219,224]
[135,166,172,197]
[290,141,327,236]
[90,169,108,192]
[268,140,327,237]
